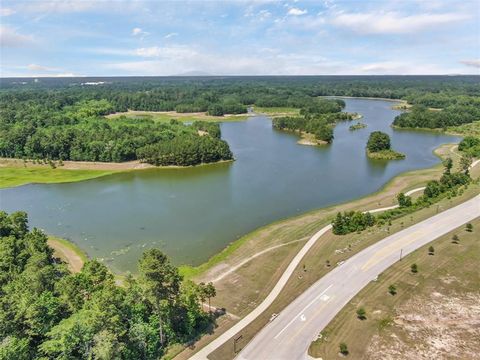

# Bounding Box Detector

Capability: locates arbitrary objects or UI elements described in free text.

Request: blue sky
[1,0,479,77]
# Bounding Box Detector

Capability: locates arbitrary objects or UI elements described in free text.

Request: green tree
[452,234,459,243]
[428,246,435,255]
[442,157,453,174]
[410,263,418,273]
[460,154,473,175]
[138,249,182,345]
[466,223,473,232]
[397,193,412,208]
[367,131,391,152]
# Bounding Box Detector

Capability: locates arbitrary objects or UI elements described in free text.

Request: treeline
[0,100,232,165]
[458,136,480,157]
[393,104,480,129]
[0,211,216,359]
[272,99,352,143]
[332,158,472,235]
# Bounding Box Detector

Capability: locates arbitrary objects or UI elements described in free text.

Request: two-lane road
[238,195,480,360]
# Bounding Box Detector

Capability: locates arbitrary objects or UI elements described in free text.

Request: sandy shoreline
[0,157,234,171]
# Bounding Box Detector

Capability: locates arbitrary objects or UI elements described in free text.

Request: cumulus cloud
[132,27,147,36]
[330,11,469,34]
[288,8,308,16]
[0,26,33,47]
[460,59,480,68]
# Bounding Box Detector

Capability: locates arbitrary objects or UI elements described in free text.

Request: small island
[349,122,367,131]
[366,131,405,160]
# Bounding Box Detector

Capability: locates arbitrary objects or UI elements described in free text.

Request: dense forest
[0,211,216,359]
[272,99,352,143]
[0,98,232,166]
[1,76,479,164]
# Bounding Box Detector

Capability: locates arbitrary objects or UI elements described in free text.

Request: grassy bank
[106,110,249,123]
[367,149,406,160]
[309,217,480,359]
[0,164,116,189]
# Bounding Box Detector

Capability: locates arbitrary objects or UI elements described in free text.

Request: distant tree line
[0,211,216,359]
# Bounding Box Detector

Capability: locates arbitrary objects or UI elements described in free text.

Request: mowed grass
[0,166,115,189]
[309,217,480,359]
[106,111,248,123]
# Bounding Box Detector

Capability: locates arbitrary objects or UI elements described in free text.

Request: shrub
[411,263,418,273]
[339,342,349,355]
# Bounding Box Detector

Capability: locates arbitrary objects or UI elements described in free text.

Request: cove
[0,98,459,273]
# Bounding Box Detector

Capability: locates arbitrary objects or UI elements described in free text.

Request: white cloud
[27,64,52,71]
[460,59,480,68]
[330,11,469,34]
[288,8,308,16]
[0,26,33,47]
[134,46,197,59]
[164,32,178,39]
[17,0,98,13]
[356,61,450,75]
[0,8,15,16]
[132,27,147,36]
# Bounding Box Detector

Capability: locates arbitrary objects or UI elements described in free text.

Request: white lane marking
[320,294,330,302]
[274,284,333,340]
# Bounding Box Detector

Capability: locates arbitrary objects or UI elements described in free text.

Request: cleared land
[309,217,480,360]
[106,110,249,122]
[253,106,300,117]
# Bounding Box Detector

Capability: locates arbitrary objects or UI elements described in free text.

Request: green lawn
[0,167,115,189]
[447,120,480,137]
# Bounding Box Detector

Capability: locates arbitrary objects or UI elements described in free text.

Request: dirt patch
[366,291,480,359]
[48,239,85,273]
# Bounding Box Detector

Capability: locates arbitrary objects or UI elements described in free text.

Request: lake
[0,98,459,273]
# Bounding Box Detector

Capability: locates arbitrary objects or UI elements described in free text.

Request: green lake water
[0,98,459,273]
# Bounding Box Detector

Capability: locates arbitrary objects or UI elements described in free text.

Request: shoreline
[180,142,461,278]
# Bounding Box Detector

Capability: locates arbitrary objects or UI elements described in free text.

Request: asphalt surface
[237,194,480,360]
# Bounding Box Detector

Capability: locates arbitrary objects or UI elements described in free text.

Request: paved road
[237,194,480,360]
[189,187,425,360]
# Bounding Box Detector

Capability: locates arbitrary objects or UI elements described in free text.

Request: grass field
[309,217,480,359]
[0,165,115,189]
[253,106,300,117]
[106,110,249,123]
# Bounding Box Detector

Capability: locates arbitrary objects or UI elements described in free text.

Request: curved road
[191,188,426,359]
[237,194,480,360]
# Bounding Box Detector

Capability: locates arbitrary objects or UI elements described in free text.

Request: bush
[410,263,418,273]
[466,223,473,232]
[332,211,376,235]
[428,245,435,255]
[339,342,349,355]
[388,284,397,295]
[356,307,366,320]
